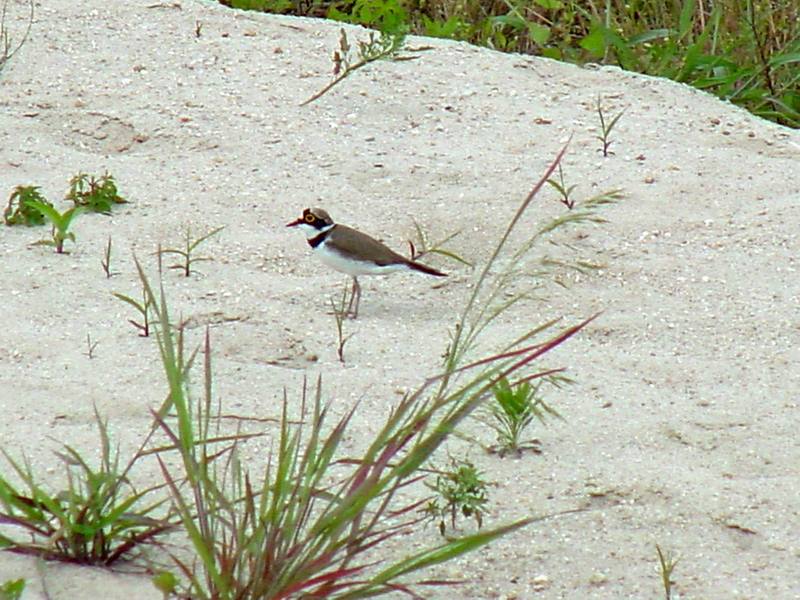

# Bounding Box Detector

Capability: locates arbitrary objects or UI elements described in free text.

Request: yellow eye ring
[304,214,315,223]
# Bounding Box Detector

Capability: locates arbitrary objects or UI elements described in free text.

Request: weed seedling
[329,283,354,362]
[408,218,472,267]
[84,333,99,359]
[302,27,416,105]
[424,457,489,536]
[546,163,577,209]
[3,185,50,226]
[66,172,126,214]
[480,377,562,457]
[157,225,224,277]
[25,200,83,254]
[656,544,680,600]
[113,285,153,337]
[101,235,117,278]
[0,408,173,565]
[596,95,626,157]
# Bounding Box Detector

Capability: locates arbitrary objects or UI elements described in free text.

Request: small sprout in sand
[330,282,355,363]
[546,163,578,209]
[157,225,224,277]
[101,235,117,278]
[113,285,153,337]
[656,544,680,600]
[84,333,99,359]
[478,376,563,457]
[66,172,127,214]
[596,95,626,157]
[424,456,489,536]
[26,201,83,254]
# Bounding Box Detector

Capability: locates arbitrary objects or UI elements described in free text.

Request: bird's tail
[406,260,446,277]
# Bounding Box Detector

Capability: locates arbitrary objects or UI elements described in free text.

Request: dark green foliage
[424,457,489,536]
[67,172,127,214]
[3,186,51,226]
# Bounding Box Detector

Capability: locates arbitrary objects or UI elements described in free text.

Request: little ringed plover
[287,207,445,318]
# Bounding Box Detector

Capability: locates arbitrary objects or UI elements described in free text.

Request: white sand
[1,0,799,598]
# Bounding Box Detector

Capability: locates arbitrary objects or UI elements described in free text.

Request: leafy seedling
[302,27,418,105]
[479,376,563,457]
[113,286,153,337]
[656,544,680,600]
[101,235,117,278]
[3,185,51,226]
[546,163,578,209]
[157,225,224,277]
[0,408,173,565]
[408,217,472,268]
[25,200,83,254]
[329,282,354,362]
[66,172,126,214]
[596,95,626,157]
[424,457,489,536]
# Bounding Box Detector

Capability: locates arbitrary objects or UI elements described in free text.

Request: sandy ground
[1,0,799,598]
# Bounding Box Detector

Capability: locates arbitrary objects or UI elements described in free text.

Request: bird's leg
[347,276,361,319]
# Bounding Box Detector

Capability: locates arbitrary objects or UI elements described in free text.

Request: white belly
[315,243,408,276]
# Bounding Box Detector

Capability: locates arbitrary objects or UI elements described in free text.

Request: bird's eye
[304,214,315,223]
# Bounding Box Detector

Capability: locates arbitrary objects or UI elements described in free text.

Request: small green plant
[656,544,680,600]
[330,282,354,362]
[0,579,25,600]
[480,376,563,457]
[157,225,224,277]
[408,218,472,267]
[66,172,126,214]
[596,95,626,157]
[3,185,50,226]
[0,408,172,565]
[113,285,153,337]
[546,163,577,209]
[101,235,117,278]
[302,27,416,105]
[25,200,83,254]
[424,457,489,536]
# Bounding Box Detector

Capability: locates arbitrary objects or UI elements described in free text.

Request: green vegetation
[3,186,50,226]
[0,409,172,565]
[67,172,127,214]
[113,284,154,337]
[157,225,225,277]
[656,544,680,600]
[302,27,414,105]
[479,376,562,457]
[226,0,799,127]
[0,579,24,600]
[424,457,489,535]
[26,200,83,254]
